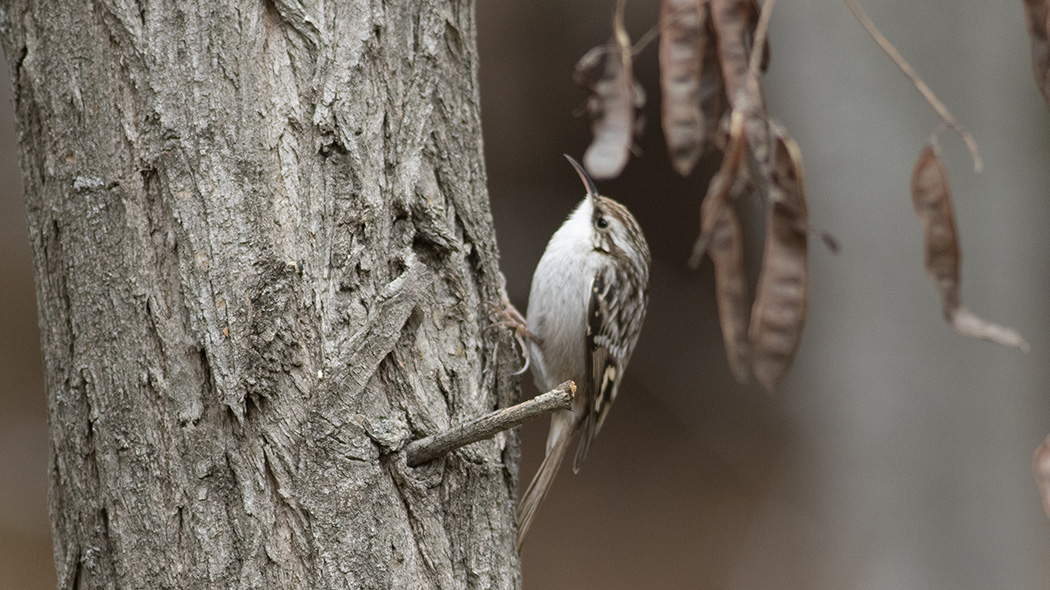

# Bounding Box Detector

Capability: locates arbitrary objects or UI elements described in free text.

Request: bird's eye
[596,216,609,229]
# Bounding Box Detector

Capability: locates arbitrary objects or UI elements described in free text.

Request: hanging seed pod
[576,0,642,179]
[910,145,1028,350]
[660,0,706,175]
[1023,0,1050,106]
[749,128,808,391]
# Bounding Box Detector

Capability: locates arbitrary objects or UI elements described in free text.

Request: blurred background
[3,1,1049,588]
[483,0,1050,588]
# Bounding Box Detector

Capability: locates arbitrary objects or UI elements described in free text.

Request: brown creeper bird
[516,155,651,550]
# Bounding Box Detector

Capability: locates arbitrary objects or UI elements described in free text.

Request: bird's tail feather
[516,432,572,552]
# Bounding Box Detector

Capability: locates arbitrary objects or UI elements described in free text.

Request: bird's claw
[493,272,537,375]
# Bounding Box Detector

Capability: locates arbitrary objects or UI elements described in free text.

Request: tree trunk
[0,1,520,588]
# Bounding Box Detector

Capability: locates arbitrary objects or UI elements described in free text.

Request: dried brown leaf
[577,0,641,180]
[1034,435,1050,520]
[705,198,752,383]
[749,129,808,392]
[659,0,707,176]
[910,146,1029,350]
[1024,0,1050,107]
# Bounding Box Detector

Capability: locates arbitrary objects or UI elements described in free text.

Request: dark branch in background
[406,381,576,467]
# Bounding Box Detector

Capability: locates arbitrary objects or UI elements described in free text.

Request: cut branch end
[404,381,576,467]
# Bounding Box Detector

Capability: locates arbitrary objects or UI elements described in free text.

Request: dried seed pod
[574,45,608,89]
[691,107,747,257]
[659,0,706,176]
[1023,0,1050,106]
[709,0,750,102]
[709,0,772,171]
[911,146,959,306]
[910,146,1028,350]
[690,108,751,382]
[705,197,751,383]
[1034,435,1050,520]
[749,129,808,391]
[697,4,728,153]
[576,0,642,180]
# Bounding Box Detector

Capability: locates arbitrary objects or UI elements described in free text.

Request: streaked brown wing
[573,270,621,471]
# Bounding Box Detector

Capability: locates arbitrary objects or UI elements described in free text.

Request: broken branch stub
[748,129,808,391]
[405,382,576,467]
[910,146,1028,350]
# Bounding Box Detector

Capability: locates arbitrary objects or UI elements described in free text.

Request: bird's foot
[491,272,538,375]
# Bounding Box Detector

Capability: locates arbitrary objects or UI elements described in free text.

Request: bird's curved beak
[564,154,599,204]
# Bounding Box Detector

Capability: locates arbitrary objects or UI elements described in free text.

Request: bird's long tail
[516,419,573,552]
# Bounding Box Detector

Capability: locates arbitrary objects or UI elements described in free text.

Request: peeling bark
[0,0,520,588]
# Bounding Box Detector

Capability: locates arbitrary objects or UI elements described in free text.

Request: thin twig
[591,1,703,60]
[405,381,576,467]
[688,107,747,267]
[844,0,983,173]
[614,0,630,62]
[632,0,692,56]
[747,0,777,83]
[632,21,662,56]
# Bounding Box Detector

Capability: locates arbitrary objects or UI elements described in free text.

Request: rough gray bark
[0,0,521,588]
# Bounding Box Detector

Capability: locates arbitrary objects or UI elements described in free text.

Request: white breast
[525,198,601,394]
